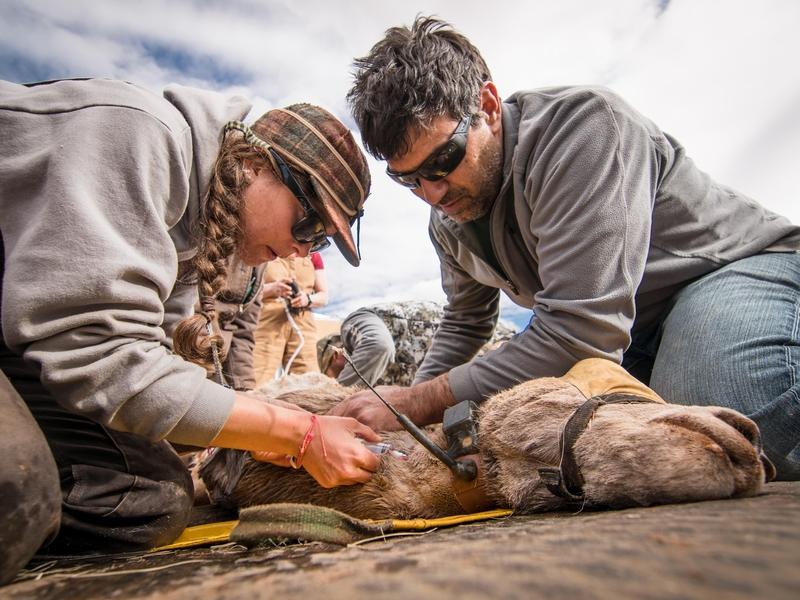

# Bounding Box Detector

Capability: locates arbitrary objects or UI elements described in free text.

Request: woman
[253,251,329,384]
[0,78,378,581]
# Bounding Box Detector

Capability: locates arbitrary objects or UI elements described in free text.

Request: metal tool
[362,441,408,460]
[337,349,478,481]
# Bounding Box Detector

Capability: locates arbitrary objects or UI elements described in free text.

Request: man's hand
[328,385,413,431]
[328,374,456,431]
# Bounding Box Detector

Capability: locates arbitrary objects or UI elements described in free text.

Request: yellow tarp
[153,508,514,551]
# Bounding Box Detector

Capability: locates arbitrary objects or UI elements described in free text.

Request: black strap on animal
[538,393,659,504]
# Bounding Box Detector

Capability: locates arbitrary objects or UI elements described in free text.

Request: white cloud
[2,0,797,322]
[605,0,800,221]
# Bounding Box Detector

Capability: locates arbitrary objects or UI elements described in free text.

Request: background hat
[316,333,342,373]
[254,104,371,266]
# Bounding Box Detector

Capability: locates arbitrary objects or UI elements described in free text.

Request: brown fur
[200,375,771,519]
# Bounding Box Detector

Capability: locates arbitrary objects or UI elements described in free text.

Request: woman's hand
[213,394,381,487]
[300,414,382,487]
[252,414,381,486]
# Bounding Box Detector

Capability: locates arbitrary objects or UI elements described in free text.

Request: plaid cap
[253,104,371,266]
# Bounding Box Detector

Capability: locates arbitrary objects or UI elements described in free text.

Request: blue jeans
[623,252,800,480]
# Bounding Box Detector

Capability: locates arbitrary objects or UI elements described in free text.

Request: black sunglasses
[268,148,331,253]
[386,115,471,189]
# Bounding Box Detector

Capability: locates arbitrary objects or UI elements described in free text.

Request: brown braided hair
[172,117,277,368]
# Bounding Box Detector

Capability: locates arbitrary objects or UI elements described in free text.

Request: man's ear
[480,81,502,132]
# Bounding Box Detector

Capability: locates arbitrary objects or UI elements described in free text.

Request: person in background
[0,78,377,583]
[208,256,268,391]
[252,252,328,386]
[333,16,800,480]
[318,300,515,387]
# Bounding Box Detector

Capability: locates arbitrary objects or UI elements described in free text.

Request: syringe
[362,441,408,460]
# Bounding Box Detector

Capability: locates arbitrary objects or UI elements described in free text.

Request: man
[318,301,516,387]
[331,16,800,479]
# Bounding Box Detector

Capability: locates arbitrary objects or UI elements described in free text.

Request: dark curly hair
[347,15,492,161]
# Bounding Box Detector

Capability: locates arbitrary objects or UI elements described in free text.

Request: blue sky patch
[135,39,250,87]
[0,48,72,83]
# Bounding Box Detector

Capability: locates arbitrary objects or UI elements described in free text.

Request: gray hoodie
[414,86,800,402]
[0,78,250,446]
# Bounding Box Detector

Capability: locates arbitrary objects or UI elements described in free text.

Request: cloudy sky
[2,0,798,328]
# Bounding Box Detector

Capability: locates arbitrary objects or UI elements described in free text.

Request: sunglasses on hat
[268,148,331,253]
[385,115,471,189]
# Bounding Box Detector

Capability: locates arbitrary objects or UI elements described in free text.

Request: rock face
[200,361,772,520]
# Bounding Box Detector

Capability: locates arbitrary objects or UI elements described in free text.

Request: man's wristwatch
[306,292,313,307]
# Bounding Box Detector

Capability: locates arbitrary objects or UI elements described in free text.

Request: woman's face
[237,166,318,266]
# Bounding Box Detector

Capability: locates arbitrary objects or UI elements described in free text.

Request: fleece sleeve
[413,227,501,386]
[446,92,656,402]
[0,105,234,446]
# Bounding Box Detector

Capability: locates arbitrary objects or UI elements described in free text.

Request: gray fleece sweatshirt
[414,86,800,402]
[0,78,250,446]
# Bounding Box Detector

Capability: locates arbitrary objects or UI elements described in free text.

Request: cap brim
[308,178,360,267]
[317,333,343,372]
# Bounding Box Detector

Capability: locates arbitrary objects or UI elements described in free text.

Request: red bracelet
[289,414,327,469]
